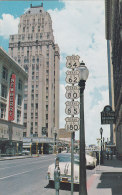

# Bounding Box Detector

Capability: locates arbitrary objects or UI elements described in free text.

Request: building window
[35,132,38,137]
[46,79,48,84]
[23,132,26,137]
[31,103,34,108]
[24,113,27,119]
[36,94,38,98]
[31,113,33,119]
[35,122,38,126]
[32,26,34,32]
[18,94,22,106]
[32,64,35,70]
[0,103,6,119]
[2,66,8,81]
[24,104,27,109]
[40,33,42,39]
[46,114,48,120]
[46,123,48,128]
[1,85,7,99]
[46,87,48,93]
[31,94,34,100]
[18,79,22,90]
[35,112,38,118]
[36,103,38,109]
[17,110,21,123]
[46,105,48,111]
[24,94,27,100]
[31,122,33,130]
[24,123,27,128]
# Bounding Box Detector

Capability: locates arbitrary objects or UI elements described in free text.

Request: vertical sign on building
[8,74,16,121]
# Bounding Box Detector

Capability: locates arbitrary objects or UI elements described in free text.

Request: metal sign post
[97,138,101,170]
[65,55,80,195]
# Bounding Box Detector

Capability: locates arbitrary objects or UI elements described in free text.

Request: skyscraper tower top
[24,3,44,15]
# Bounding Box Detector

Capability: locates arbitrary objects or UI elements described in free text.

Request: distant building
[8,4,60,145]
[0,47,27,155]
[105,0,122,157]
[58,128,71,143]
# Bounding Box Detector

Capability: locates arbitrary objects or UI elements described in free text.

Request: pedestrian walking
[106,149,109,160]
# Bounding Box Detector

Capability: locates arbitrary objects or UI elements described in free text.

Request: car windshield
[58,154,79,164]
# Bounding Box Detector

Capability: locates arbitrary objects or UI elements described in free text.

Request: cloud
[48,1,110,144]
[0,14,19,39]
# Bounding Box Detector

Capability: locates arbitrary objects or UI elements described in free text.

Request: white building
[9,4,60,141]
[0,47,27,155]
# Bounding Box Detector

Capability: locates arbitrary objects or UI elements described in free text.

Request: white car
[47,153,97,185]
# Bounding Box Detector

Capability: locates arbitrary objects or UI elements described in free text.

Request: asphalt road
[0,154,96,195]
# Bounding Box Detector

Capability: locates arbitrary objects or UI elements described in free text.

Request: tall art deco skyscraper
[9,4,60,139]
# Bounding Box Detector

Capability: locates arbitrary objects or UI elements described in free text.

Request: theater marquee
[8,74,16,121]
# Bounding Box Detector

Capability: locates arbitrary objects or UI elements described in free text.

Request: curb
[0,155,39,161]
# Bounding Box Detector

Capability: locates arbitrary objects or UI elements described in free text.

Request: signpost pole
[71,132,74,195]
[65,55,81,195]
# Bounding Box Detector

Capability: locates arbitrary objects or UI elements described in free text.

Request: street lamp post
[103,137,105,151]
[77,61,89,195]
[100,127,103,164]
[54,128,57,154]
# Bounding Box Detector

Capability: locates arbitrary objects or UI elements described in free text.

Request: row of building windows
[24,103,38,111]
[2,66,23,90]
[0,102,21,124]
[0,103,6,119]
[1,84,22,106]
[14,44,49,51]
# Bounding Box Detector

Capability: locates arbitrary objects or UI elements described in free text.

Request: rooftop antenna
[41,0,43,7]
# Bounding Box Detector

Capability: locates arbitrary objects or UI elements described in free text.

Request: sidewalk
[88,155,122,195]
[0,154,39,161]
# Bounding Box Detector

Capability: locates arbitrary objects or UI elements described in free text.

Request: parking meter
[54,157,60,193]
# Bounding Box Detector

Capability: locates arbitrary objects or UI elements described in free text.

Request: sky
[0,0,110,145]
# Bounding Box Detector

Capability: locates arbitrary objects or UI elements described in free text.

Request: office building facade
[0,47,27,155]
[9,4,60,142]
[105,0,122,157]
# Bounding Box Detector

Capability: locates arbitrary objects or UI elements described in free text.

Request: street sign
[66,55,80,69]
[65,101,80,115]
[65,85,80,99]
[101,105,115,124]
[65,70,79,84]
[65,117,79,122]
[65,121,80,132]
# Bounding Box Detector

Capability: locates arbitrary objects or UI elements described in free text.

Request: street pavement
[0,154,122,195]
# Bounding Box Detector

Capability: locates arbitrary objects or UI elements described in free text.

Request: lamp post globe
[78,61,89,81]
[77,61,89,195]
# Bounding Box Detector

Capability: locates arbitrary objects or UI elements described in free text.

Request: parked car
[22,150,30,155]
[47,153,96,185]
